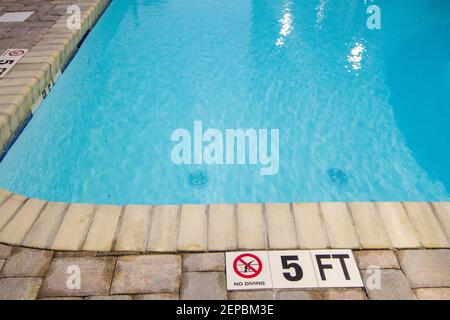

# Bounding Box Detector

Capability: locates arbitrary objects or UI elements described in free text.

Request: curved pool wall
[0,0,450,205]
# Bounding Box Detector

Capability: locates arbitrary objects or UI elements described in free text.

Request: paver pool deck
[0,0,449,300]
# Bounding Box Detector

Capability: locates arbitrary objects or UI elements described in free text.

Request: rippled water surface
[0,0,449,204]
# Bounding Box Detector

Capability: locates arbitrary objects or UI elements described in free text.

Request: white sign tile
[226,251,273,290]
[0,12,35,23]
[310,250,363,288]
[0,49,29,79]
[268,251,318,289]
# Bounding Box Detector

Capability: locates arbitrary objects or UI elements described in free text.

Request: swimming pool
[0,0,449,205]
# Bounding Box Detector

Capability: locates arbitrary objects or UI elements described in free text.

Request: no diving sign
[227,252,272,290]
[226,250,363,290]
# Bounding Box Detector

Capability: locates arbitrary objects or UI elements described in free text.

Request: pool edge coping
[0,188,449,252]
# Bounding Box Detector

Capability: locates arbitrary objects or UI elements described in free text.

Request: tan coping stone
[403,202,448,248]
[0,189,12,205]
[0,198,47,245]
[0,194,28,231]
[47,28,82,44]
[177,205,207,252]
[25,48,67,70]
[31,44,73,67]
[4,71,50,97]
[376,202,421,248]
[208,204,237,251]
[348,202,391,248]
[237,203,266,250]
[430,202,450,238]
[265,203,298,249]
[0,119,11,148]
[0,95,29,115]
[320,203,360,249]
[22,202,68,249]
[0,105,29,136]
[19,55,60,78]
[0,77,40,91]
[0,85,40,109]
[292,203,329,249]
[147,205,179,252]
[114,205,152,252]
[51,203,96,251]
[83,205,122,251]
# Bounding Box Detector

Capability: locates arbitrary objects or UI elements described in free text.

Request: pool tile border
[0,193,448,252]
[0,1,449,253]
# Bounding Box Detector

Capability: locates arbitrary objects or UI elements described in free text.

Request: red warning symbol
[233,253,263,279]
[8,50,26,57]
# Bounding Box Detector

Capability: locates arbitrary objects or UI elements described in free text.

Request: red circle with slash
[8,50,26,57]
[233,253,263,279]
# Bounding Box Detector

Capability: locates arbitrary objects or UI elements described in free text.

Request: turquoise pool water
[0,0,449,204]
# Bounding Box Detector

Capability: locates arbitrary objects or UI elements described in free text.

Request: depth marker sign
[0,49,29,79]
[226,250,363,290]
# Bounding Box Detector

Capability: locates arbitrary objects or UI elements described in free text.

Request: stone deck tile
[177,205,207,252]
[83,205,122,251]
[114,205,152,252]
[0,198,47,245]
[147,205,179,252]
[229,291,275,300]
[321,289,368,300]
[183,253,225,272]
[354,250,400,269]
[0,243,12,259]
[291,203,329,249]
[39,256,116,297]
[362,269,415,300]
[276,290,323,300]
[265,203,298,249]
[430,202,450,238]
[320,203,360,249]
[22,202,68,249]
[349,202,391,248]
[397,250,450,288]
[86,295,133,300]
[134,293,179,300]
[0,247,53,277]
[181,272,227,300]
[51,203,95,251]
[0,278,43,300]
[237,203,266,250]
[0,259,5,273]
[403,203,448,248]
[376,203,421,248]
[208,204,237,251]
[414,288,450,300]
[111,255,181,295]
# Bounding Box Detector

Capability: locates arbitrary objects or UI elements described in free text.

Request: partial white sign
[310,249,363,288]
[226,251,273,290]
[0,49,29,79]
